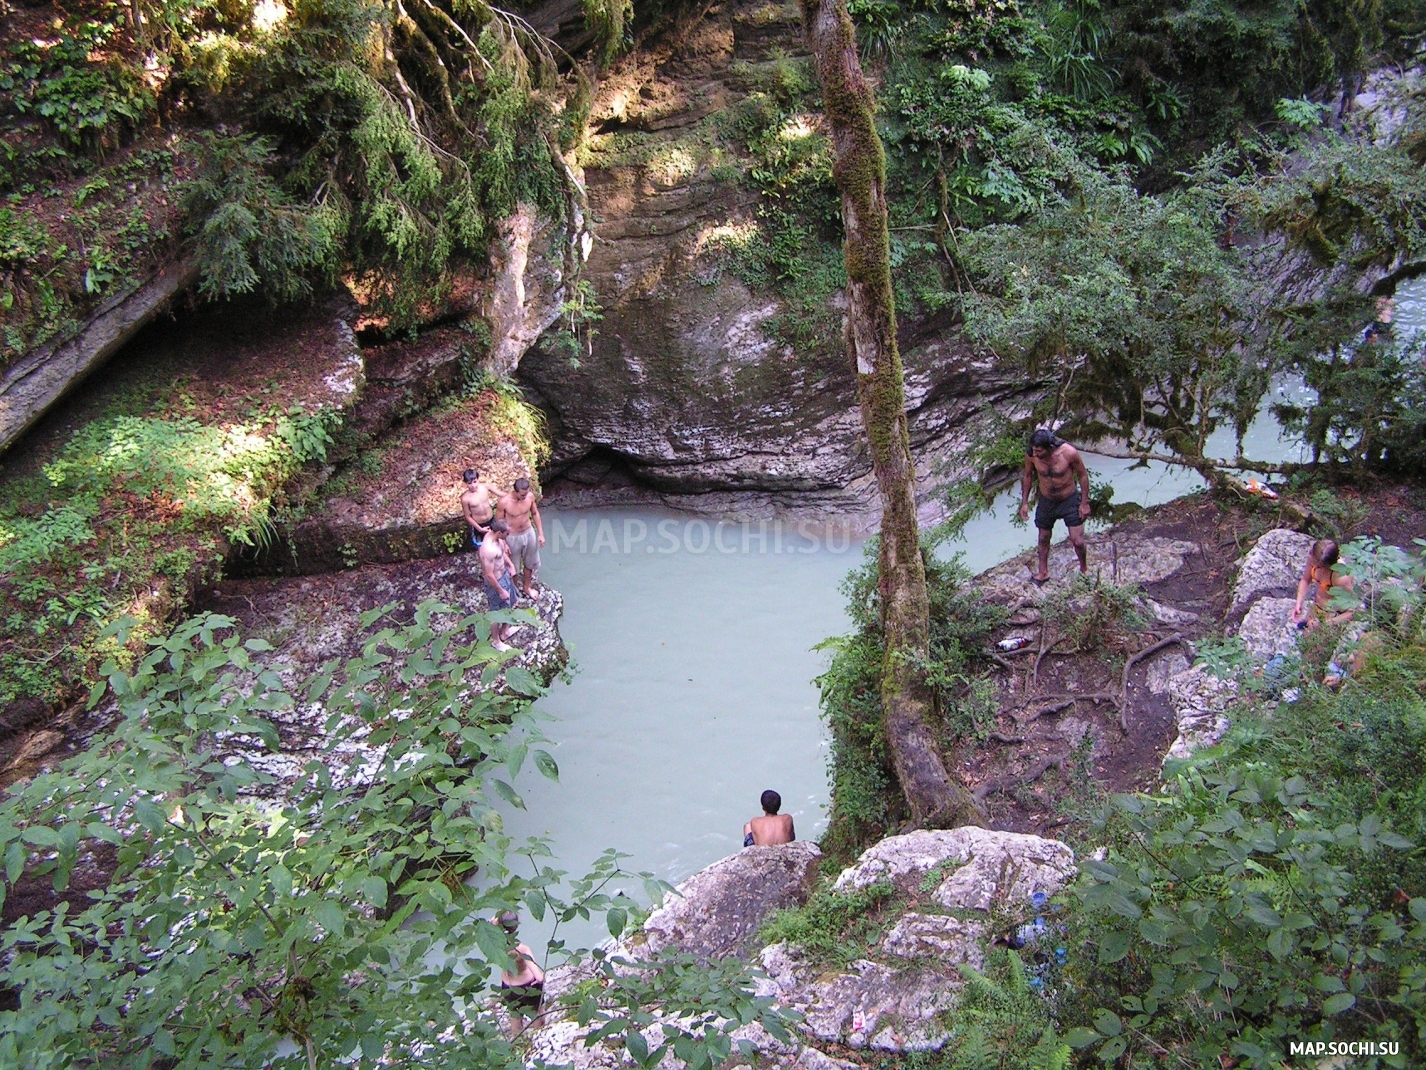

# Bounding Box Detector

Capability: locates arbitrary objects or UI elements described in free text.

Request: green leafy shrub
[0,406,343,706]
[939,950,1073,1069]
[182,133,340,301]
[0,606,791,1067]
[1061,543,1426,1066]
[757,881,898,964]
[0,17,152,152]
[818,542,1006,858]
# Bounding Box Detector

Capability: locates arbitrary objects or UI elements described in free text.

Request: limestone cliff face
[518,1,1037,517]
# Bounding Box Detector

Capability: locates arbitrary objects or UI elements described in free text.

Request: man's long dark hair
[1029,428,1061,452]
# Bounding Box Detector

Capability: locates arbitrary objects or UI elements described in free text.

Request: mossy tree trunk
[799,0,983,829]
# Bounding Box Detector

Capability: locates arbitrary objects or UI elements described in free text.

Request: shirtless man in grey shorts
[497,477,545,598]
[1018,428,1091,584]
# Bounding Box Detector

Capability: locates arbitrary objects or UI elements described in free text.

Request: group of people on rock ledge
[460,469,546,651]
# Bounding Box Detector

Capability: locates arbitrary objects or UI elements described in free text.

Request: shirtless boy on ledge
[1018,427,1092,584]
[743,790,795,847]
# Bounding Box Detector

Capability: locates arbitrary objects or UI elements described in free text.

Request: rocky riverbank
[527,828,1078,1067]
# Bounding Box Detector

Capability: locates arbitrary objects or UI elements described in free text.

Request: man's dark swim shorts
[501,981,543,1012]
[485,572,518,610]
[1035,491,1083,531]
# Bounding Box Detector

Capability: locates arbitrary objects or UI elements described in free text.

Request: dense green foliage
[0,606,790,1067]
[816,542,1006,859]
[0,402,339,708]
[1052,536,1426,1065]
[0,0,589,358]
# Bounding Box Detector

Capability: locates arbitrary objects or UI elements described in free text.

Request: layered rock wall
[518,1,1037,518]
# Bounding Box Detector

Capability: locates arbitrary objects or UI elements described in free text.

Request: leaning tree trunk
[800,0,983,829]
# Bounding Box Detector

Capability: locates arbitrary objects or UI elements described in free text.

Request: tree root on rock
[974,753,1070,802]
[1118,633,1189,734]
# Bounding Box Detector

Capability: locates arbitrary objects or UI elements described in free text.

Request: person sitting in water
[494,910,545,1037]
[461,468,497,547]
[1291,538,1356,632]
[743,790,795,847]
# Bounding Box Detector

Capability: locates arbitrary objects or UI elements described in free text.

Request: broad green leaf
[626,1031,649,1064]
[492,779,525,810]
[504,665,544,697]
[314,899,345,935]
[535,749,560,781]
[1098,931,1132,964]
[362,875,388,910]
[1065,1027,1101,1049]
[270,865,293,899]
[1322,992,1356,1014]
[20,825,58,848]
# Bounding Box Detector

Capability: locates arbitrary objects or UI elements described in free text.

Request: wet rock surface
[196,555,566,792]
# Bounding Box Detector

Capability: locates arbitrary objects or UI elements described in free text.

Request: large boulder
[748,828,1078,1054]
[758,946,960,1052]
[833,828,1077,909]
[973,536,1199,608]
[1163,665,1237,762]
[530,827,1076,1062]
[641,840,823,960]
[1236,597,1301,662]
[1228,529,1313,620]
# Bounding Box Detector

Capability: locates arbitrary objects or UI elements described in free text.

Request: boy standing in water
[743,790,795,847]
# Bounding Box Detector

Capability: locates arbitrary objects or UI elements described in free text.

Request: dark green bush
[818,541,1006,859]
[1061,542,1426,1066]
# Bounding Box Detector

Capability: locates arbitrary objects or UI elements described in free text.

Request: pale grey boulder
[1229,529,1314,619]
[880,913,986,966]
[1236,597,1301,662]
[757,945,960,1053]
[832,828,1077,910]
[973,536,1198,608]
[528,826,1077,1062]
[1164,665,1237,762]
[642,840,823,960]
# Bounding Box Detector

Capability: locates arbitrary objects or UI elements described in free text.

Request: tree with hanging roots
[798,0,984,829]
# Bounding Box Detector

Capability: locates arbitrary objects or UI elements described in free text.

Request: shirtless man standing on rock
[461,468,497,548]
[1018,428,1092,584]
[497,478,545,598]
